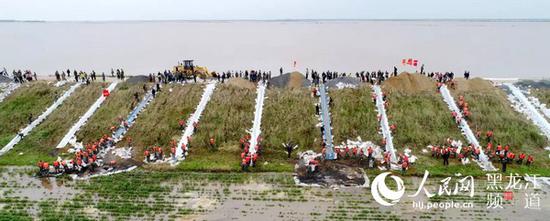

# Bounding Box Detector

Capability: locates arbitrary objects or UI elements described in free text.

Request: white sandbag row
[318,84,336,159]
[56,81,119,148]
[0,83,82,156]
[504,83,550,140]
[526,89,550,121]
[54,81,68,87]
[175,82,217,159]
[372,85,397,163]
[0,82,20,103]
[439,85,495,171]
[248,82,267,156]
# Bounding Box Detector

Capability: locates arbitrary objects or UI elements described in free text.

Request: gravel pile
[269,72,311,89]
[126,75,149,84]
[0,75,13,83]
[326,77,361,89]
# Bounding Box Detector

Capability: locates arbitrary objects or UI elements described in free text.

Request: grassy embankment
[179,84,255,172]
[0,83,105,165]
[0,81,68,147]
[257,88,321,172]
[451,78,550,176]
[330,85,379,144]
[75,82,148,144]
[382,73,481,177]
[116,84,203,160]
[531,88,550,108]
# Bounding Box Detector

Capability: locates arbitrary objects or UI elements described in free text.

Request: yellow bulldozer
[173,60,213,79]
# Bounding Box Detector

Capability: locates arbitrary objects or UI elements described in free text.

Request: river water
[1,20,549,79]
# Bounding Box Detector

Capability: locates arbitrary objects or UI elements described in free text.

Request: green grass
[0,83,106,165]
[181,84,255,172]
[117,83,203,159]
[451,85,550,176]
[331,85,379,144]
[531,88,550,107]
[256,88,321,172]
[385,89,480,176]
[75,82,148,144]
[0,81,68,147]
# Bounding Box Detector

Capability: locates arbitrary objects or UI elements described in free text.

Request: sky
[0,0,549,21]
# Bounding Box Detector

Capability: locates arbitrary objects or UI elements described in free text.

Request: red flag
[402,59,406,64]
[413,60,418,67]
[407,59,413,65]
[102,89,110,97]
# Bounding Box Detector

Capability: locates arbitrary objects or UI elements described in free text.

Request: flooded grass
[0,167,548,220]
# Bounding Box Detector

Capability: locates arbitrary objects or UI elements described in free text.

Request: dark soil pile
[269,72,311,89]
[126,75,149,84]
[296,160,367,186]
[0,75,13,83]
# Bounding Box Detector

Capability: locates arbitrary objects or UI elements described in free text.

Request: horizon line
[2,18,550,23]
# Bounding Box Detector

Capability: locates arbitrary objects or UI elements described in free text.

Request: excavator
[173,60,213,79]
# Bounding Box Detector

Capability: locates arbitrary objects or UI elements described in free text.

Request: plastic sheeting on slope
[248,82,267,156]
[0,83,20,103]
[372,85,397,163]
[175,82,217,159]
[56,81,119,148]
[504,83,550,140]
[0,83,82,156]
[526,90,550,123]
[439,84,495,171]
[319,84,336,160]
[112,90,156,142]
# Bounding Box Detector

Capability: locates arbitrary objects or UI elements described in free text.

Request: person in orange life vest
[352,147,358,158]
[517,153,526,164]
[53,161,60,173]
[486,130,494,143]
[475,130,481,139]
[442,147,450,166]
[526,155,534,166]
[390,124,397,133]
[252,153,259,167]
[178,119,185,130]
[504,145,510,156]
[436,82,442,92]
[209,137,216,150]
[507,152,515,162]
[89,157,96,172]
[401,160,408,174]
[383,152,391,170]
[344,146,350,158]
[171,146,176,160]
[496,144,502,156]
[181,143,187,156]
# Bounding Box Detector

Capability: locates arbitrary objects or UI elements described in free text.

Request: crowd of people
[306,68,399,86]
[239,134,261,171]
[52,68,125,84]
[5,70,38,83]
[147,69,272,85]
[37,134,115,176]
